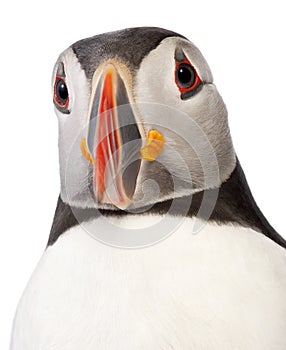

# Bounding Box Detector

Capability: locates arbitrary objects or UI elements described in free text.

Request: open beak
[81,63,142,209]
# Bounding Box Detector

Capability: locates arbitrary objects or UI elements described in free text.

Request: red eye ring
[175,55,202,98]
[53,76,69,110]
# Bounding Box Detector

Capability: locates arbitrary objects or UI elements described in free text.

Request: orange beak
[84,64,142,209]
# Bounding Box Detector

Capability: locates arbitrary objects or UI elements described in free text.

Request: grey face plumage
[52,27,236,210]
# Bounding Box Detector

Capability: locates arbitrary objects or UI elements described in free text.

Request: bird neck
[48,159,286,249]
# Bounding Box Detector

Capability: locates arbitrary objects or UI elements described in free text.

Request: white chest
[11,216,286,350]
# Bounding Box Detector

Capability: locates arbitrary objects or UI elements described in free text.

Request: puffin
[10,27,286,349]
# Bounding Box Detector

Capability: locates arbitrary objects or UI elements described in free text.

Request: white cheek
[135,46,179,108]
[55,48,93,206]
[134,37,235,193]
[134,38,213,169]
[134,37,213,109]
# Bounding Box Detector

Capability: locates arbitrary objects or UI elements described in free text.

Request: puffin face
[52,28,236,210]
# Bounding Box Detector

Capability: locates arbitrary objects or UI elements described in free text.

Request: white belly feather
[10,215,286,349]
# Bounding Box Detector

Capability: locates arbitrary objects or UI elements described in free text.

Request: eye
[174,50,203,100]
[176,64,196,89]
[53,77,69,111]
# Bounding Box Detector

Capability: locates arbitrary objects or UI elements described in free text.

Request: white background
[1,0,285,348]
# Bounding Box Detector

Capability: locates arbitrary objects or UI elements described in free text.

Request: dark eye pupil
[176,64,195,89]
[56,79,68,105]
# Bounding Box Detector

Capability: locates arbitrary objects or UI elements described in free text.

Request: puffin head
[52,27,236,211]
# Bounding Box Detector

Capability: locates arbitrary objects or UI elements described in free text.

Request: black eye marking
[175,47,185,62]
[174,48,203,100]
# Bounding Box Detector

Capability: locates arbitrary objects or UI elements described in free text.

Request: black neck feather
[48,160,286,249]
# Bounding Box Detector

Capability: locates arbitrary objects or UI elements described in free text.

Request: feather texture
[11,216,286,349]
